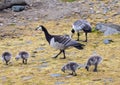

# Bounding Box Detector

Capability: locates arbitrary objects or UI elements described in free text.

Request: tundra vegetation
[0,0,120,85]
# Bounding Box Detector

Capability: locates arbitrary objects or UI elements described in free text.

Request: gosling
[85,55,102,72]
[61,62,82,76]
[15,51,29,64]
[1,52,12,65]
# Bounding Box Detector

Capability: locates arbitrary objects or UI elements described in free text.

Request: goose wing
[51,35,85,49]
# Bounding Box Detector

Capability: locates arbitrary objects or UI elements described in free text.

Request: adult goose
[71,19,92,42]
[36,25,85,59]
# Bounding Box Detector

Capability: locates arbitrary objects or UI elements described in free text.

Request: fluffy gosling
[61,62,82,76]
[85,54,102,72]
[1,52,12,65]
[15,51,29,64]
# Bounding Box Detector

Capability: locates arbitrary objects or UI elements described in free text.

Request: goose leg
[22,59,25,64]
[73,71,77,76]
[71,66,77,76]
[52,50,62,58]
[93,64,98,72]
[77,32,80,41]
[69,72,73,75]
[69,71,77,76]
[6,61,8,65]
[84,32,87,42]
[60,50,66,59]
[25,59,27,64]
[85,66,89,71]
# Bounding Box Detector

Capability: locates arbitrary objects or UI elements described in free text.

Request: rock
[0,23,3,26]
[103,78,114,83]
[1,76,7,81]
[103,39,113,44]
[12,5,25,12]
[66,75,73,78]
[36,47,45,51]
[95,23,120,36]
[55,81,65,85]
[0,0,27,10]
[50,73,61,77]
[22,76,33,81]
[26,40,32,44]
[38,63,48,69]
[104,28,119,36]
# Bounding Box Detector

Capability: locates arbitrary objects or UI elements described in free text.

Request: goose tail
[73,43,85,50]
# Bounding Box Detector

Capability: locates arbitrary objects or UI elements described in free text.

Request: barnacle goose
[36,25,85,59]
[61,61,82,76]
[15,51,29,64]
[1,52,12,65]
[85,54,102,72]
[71,19,92,42]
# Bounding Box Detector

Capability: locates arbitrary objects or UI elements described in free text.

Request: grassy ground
[0,19,120,85]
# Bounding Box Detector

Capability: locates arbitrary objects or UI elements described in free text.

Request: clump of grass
[61,0,76,2]
[92,27,103,35]
[8,23,16,26]
[92,27,97,33]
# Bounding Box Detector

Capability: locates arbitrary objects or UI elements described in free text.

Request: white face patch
[37,26,42,30]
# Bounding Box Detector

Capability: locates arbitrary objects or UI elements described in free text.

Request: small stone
[66,75,73,78]
[38,62,48,69]
[50,73,61,77]
[12,5,25,12]
[26,41,32,44]
[55,81,65,85]
[36,47,44,51]
[1,76,7,81]
[0,23,3,26]
[103,78,114,83]
[22,76,33,81]
[103,39,113,44]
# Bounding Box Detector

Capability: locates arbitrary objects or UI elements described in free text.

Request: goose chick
[85,55,102,72]
[1,52,12,65]
[15,51,29,64]
[61,61,82,76]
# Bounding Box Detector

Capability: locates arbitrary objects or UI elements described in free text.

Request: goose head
[70,29,75,38]
[61,66,66,73]
[35,25,43,31]
[15,55,21,60]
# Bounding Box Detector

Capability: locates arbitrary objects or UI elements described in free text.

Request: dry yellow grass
[0,19,120,85]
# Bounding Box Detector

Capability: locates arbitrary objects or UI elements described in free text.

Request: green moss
[91,27,98,33]
[61,0,76,2]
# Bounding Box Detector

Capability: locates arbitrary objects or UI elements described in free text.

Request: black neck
[42,26,52,43]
